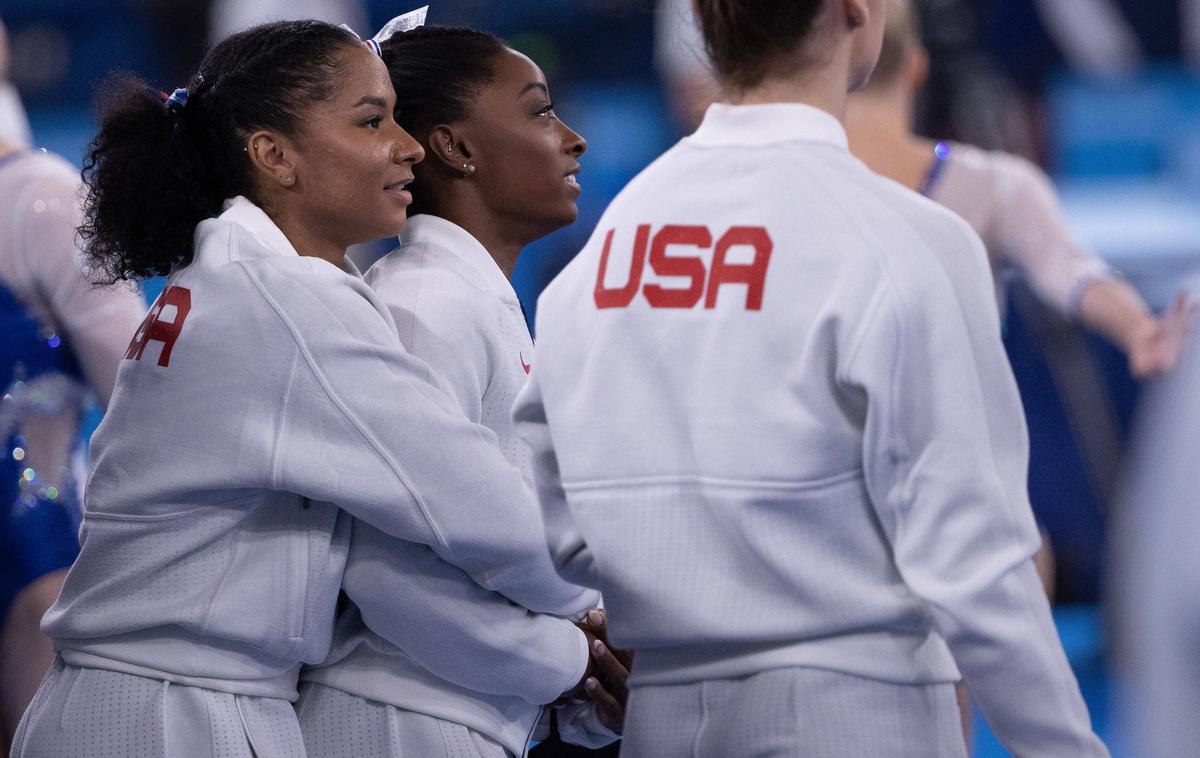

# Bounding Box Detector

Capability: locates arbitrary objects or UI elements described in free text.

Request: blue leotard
[0,191,86,621]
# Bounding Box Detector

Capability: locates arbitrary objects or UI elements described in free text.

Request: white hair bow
[343,6,429,57]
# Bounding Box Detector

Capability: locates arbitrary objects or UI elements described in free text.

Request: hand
[1129,290,1197,378]
[582,635,629,733]
[556,610,632,733]
[579,609,634,671]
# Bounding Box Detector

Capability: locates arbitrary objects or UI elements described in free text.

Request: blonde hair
[864,0,919,90]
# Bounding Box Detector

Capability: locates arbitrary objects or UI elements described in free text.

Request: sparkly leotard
[920,141,1111,317]
[0,148,144,617]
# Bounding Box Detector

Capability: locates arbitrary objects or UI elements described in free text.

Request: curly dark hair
[79,20,362,283]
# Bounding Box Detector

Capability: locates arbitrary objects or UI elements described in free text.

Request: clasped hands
[557,609,633,733]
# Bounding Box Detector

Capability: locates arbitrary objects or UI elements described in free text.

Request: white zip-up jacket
[303,215,607,755]
[513,103,1109,757]
[42,198,585,701]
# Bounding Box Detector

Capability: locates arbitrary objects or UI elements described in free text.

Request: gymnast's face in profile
[253,44,426,250]
[465,48,588,235]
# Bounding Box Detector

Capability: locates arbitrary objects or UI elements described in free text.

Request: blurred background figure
[993,0,1200,87]
[845,3,1197,747]
[208,0,368,47]
[654,0,1029,151]
[1031,0,1144,78]
[2,1,1200,755]
[1112,275,1200,758]
[653,0,715,131]
[0,68,147,754]
[846,0,1194,383]
[0,19,32,145]
[911,0,1032,155]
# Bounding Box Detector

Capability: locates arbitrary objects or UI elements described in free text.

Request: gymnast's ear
[424,124,476,175]
[905,44,929,91]
[244,131,298,189]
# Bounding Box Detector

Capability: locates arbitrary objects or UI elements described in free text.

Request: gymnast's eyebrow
[517,82,550,99]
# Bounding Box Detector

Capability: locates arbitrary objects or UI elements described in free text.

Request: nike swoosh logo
[520,352,531,375]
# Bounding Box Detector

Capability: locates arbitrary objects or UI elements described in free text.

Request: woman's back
[519,97,1109,757]
[526,101,1030,678]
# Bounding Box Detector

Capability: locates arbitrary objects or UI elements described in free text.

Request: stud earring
[283,175,295,186]
[463,163,476,175]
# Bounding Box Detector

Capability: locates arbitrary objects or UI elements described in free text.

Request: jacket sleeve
[344,519,595,705]
[841,224,1109,758]
[245,261,589,616]
[512,358,601,591]
[554,702,621,749]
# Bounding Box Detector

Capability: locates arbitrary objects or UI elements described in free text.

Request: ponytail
[79,20,361,283]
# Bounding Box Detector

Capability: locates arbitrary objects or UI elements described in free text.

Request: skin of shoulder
[858,162,993,282]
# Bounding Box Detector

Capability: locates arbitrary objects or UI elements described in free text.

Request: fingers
[1169,289,1195,316]
[563,630,630,733]
[589,637,629,704]
[1169,289,1187,313]
[1166,290,1199,329]
[580,608,636,671]
[1130,292,1200,378]
[581,609,609,644]
[585,676,625,733]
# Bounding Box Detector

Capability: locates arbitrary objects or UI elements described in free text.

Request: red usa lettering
[594,225,773,310]
[125,285,192,367]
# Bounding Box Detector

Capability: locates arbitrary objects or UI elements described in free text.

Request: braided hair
[80,20,362,283]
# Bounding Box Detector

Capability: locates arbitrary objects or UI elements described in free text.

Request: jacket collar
[399,214,517,302]
[687,102,849,151]
[220,196,300,259]
[219,195,361,277]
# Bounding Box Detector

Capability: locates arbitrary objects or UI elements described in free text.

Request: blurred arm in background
[1032,0,1142,77]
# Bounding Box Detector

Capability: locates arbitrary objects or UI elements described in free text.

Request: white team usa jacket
[513,103,1110,757]
[303,215,609,755]
[43,198,587,700]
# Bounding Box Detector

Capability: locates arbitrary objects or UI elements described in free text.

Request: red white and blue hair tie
[342,5,428,58]
[163,87,189,114]
[158,86,191,134]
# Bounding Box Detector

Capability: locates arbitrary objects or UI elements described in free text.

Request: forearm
[1076,277,1154,355]
[512,370,600,590]
[935,560,1109,757]
[345,522,594,704]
